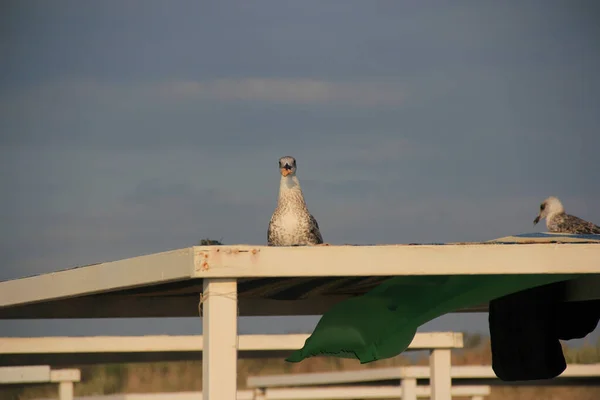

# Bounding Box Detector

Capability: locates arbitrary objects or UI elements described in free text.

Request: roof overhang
[1,243,599,319]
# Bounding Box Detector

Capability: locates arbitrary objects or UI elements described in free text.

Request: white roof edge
[0,247,196,308]
[1,243,598,309]
[193,243,600,277]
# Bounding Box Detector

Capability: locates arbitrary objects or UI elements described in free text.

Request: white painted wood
[0,366,79,400]
[248,363,600,388]
[1,244,598,312]
[201,279,237,400]
[29,386,492,400]
[246,351,444,390]
[192,243,600,278]
[409,332,463,350]
[0,248,195,308]
[0,332,462,355]
[248,367,402,388]
[401,377,417,400]
[0,366,80,385]
[261,385,488,399]
[439,386,490,397]
[0,365,50,384]
[398,363,600,379]
[58,381,74,400]
[0,334,308,354]
[430,349,451,400]
[449,363,600,378]
[50,369,81,382]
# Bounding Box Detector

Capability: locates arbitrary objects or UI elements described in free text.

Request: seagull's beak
[533,215,540,225]
[280,165,293,177]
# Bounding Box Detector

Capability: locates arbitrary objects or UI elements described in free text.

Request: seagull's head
[278,156,297,177]
[534,196,564,225]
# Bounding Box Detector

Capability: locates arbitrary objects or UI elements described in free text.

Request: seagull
[267,156,325,246]
[534,196,600,234]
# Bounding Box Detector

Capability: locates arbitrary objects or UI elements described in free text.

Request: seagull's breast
[280,211,303,232]
[269,184,316,246]
[270,206,311,245]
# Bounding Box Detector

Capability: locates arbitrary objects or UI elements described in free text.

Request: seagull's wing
[309,214,324,244]
[267,213,277,245]
[557,214,600,234]
[267,223,273,245]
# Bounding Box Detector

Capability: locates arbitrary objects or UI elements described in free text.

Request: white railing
[0,332,462,355]
[247,363,600,400]
[31,385,491,400]
[1,333,463,400]
[0,366,80,400]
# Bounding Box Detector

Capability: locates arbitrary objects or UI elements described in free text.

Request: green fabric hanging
[286,274,577,364]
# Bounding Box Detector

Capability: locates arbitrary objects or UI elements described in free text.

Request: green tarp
[286,273,577,364]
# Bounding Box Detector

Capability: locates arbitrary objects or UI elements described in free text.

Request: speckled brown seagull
[534,196,600,234]
[267,156,326,246]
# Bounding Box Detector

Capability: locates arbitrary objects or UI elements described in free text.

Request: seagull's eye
[540,204,545,210]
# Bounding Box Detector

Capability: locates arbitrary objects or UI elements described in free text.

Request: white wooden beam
[261,385,491,399]
[202,279,237,400]
[247,366,402,388]
[50,369,81,382]
[0,367,80,385]
[0,332,461,355]
[193,244,600,278]
[58,381,74,400]
[429,349,451,400]
[0,366,79,400]
[25,386,491,400]
[0,244,598,313]
[248,363,600,388]
[0,365,50,384]
[0,334,306,354]
[449,363,600,378]
[0,248,196,308]
[401,377,417,400]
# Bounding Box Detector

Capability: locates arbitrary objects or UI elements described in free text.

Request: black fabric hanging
[489,281,600,381]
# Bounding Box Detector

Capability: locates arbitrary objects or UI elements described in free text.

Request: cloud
[1,78,405,112]
[0,78,407,151]
[162,78,406,107]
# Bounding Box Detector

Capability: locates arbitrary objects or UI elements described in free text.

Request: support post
[201,278,238,400]
[430,348,451,400]
[58,381,73,400]
[253,388,266,400]
[401,377,417,400]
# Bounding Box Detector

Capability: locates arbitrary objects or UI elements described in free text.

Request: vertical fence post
[430,348,451,400]
[202,278,238,400]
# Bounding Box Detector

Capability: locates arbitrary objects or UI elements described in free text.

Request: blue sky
[1,1,599,341]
